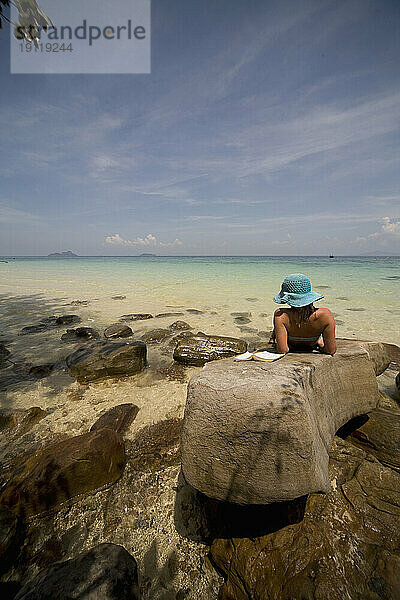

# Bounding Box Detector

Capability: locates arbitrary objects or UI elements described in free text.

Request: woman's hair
[293,303,315,324]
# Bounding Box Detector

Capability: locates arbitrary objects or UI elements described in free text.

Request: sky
[0,0,399,256]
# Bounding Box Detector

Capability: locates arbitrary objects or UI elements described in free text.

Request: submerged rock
[230,312,251,318]
[169,320,192,331]
[21,315,82,335]
[54,315,81,325]
[112,295,126,300]
[0,407,46,436]
[234,316,251,324]
[104,324,133,339]
[155,312,184,318]
[0,343,11,366]
[90,404,139,435]
[173,332,247,366]
[119,313,153,322]
[14,543,140,600]
[61,327,99,341]
[66,340,146,383]
[28,364,54,379]
[181,340,394,504]
[186,308,204,314]
[1,429,125,518]
[140,328,170,343]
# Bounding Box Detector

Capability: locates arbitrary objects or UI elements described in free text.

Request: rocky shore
[0,293,399,599]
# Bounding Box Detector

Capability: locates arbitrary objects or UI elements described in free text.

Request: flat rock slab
[104,324,133,339]
[1,429,125,518]
[66,340,146,383]
[174,333,247,366]
[181,340,394,504]
[14,543,139,600]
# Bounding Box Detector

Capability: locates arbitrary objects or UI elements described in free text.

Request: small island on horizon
[48,251,78,258]
[138,253,157,257]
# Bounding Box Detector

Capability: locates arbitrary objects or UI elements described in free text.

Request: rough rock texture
[0,505,23,575]
[104,323,133,339]
[181,340,393,504]
[210,395,400,600]
[90,404,139,434]
[1,429,125,517]
[66,340,146,383]
[14,543,140,600]
[174,333,248,366]
[61,327,99,341]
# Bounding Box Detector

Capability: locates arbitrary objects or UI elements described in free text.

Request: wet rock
[396,372,400,393]
[61,327,99,341]
[234,316,251,324]
[104,324,133,339]
[90,404,139,435]
[230,312,251,318]
[14,543,140,600]
[119,313,153,322]
[0,505,23,575]
[169,320,192,331]
[66,340,146,383]
[70,299,89,306]
[140,328,170,343]
[1,429,125,518]
[346,307,366,312]
[245,297,258,301]
[112,295,126,300]
[127,418,183,472]
[55,315,82,325]
[181,340,392,504]
[173,332,247,366]
[0,407,46,436]
[28,364,54,379]
[186,309,204,314]
[155,312,184,318]
[210,435,400,600]
[20,324,48,335]
[0,343,11,366]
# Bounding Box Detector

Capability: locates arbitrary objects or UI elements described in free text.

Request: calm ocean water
[0,255,399,345]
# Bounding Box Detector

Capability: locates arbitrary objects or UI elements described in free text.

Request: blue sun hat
[273,274,324,307]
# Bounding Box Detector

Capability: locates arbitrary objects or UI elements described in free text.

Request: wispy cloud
[105,233,183,248]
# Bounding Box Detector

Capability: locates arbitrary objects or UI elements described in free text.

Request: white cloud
[105,233,183,248]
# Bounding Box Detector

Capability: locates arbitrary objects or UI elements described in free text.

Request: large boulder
[14,543,140,600]
[0,429,125,517]
[66,340,146,383]
[174,332,248,366]
[181,340,394,504]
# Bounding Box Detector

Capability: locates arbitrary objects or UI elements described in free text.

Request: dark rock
[104,324,133,339]
[66,341,146,383]
[70,299,89,306]
[169,321,192,331]
[210,433,400,600]
[0,505,23,575]
[245,297,258,301]
[28,364,54,379]
[186,309,204,314]
[1,429,125,518]
[140,328,170,343]
[61,327,99,342]
[234,316,252,324]
[14,543,139,600]
[173,332,247,366]
[396,372,400,393]
[155,312,184,318]
[0,407,46,435]
[90,404,139,434]
[119,313,153,322]
[127,418,183,472]
[20,324,48,335]
[0,343,11,365]
[230,312,251,318]
[112,295,126,300]
[54,315,81,325]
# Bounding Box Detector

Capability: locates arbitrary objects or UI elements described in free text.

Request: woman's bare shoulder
[315,307,335,322]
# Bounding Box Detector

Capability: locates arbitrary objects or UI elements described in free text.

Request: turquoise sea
[0,255,399,346]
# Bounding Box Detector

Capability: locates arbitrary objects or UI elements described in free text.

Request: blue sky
[0,0,399,255]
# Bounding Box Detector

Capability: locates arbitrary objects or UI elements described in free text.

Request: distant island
[138,253,157,257]
[48,251,78,257]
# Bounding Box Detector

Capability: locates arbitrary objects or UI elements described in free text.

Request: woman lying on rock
[269,274,336,355]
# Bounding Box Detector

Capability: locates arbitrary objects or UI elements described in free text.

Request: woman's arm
[320,313,336,355]
[273,309,289,354]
